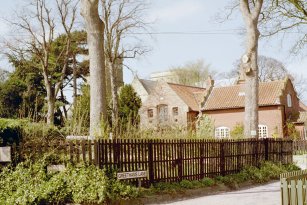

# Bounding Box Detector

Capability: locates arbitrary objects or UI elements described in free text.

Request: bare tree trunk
[61,88,68,119]
[108,61,119,137]
[72,55,78,106]
[240,0,263,138]
[46,93,55,125]
[243,25,259,138]
[81,0,107,136]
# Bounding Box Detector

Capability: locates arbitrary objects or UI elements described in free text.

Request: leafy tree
[7,56,46,120]
[118,85,142,129]
[170,59,214,87]
[8,0,78,125]
[0,79,26,118]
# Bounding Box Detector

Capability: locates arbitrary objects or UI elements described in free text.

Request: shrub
[0,159,139,205]
[22,122,66,144]
[0,118,25,146]
[230,123,244,139]
[200,177,215,186]
[179,180,194,189]
[195,114,215,138]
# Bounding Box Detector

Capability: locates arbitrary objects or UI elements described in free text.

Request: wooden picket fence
[15,138,293,186]
[293,140,307,155]
[280,170,307,205]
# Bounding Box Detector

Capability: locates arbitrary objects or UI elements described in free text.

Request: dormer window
[287,94,292,107]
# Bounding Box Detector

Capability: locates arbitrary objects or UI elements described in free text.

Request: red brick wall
[204,106,284,138]
[281,79,300,120]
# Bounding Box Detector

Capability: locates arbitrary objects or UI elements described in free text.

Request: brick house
[132,77,211,129]
[133,74,307,138]
[202,77,307,138]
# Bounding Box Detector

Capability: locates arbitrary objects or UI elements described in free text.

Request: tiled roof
[203,80,286,110]
[139,79,157,94]
[168,83,207,111]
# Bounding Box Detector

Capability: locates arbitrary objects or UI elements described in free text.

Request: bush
[0,159,139,204]
[0,118,67,146]
[200,177,215,186]
[22,122,66,144]
[0,118,25,146]
[230,123,244,139]
[180,180,194,189]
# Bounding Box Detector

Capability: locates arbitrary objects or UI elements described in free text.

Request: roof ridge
[212,79,285,90]
[167,82,206,90]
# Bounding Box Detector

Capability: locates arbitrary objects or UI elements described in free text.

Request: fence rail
[15,138,293,186]
[280,170,307,205]
[293,140,307,155]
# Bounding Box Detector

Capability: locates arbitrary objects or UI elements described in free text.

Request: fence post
[280,140,283,164]
[264,138,269,161]
[220,140,225,176]
[113,139,121,170]
[200,140,205,179]
[255,139,259,167]
[237,141,241,171]
[93,140,99,167]
[148,139,154,185]
[178,139,183,181]
[290,140,293,164]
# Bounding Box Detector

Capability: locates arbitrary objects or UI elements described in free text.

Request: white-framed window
[258,124,268,138]
[215,127,230,139]
[287,94,292,107]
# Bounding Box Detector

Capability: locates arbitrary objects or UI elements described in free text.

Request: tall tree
[7,0,78,125]
[81,0,107,136]
[240,0,264,138]
[101,0,149,137]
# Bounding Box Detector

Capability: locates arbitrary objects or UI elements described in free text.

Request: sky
[0,0,306,101]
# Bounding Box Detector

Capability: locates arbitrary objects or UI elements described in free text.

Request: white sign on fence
[117,171,148,180]
[47,165,66,173]
[0,147,11,162]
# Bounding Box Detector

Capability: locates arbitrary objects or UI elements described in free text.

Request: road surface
[157,155,305,205]
[161,182,280,205]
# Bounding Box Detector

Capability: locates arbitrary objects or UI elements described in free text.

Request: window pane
[172,107,179,116]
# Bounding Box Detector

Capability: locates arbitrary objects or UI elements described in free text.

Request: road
[161,182,280,205]
[159,156,306,205]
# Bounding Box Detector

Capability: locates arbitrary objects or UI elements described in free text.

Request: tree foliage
[170,59,214,87]
[261,0,307,54]
[118,84,142,128]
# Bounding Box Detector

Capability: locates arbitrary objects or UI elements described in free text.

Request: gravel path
[160,182,280,205]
